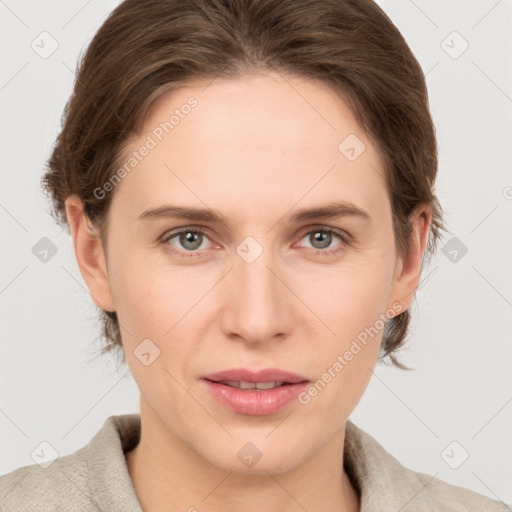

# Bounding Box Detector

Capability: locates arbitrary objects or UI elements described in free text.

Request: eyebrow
[137,201,371,226]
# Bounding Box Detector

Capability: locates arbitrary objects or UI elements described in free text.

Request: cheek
[110,256,213,358]
[297,253,394,333]
[294,255,394,399]
[106,249,171,352]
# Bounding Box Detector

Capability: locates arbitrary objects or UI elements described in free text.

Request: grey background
[1,0,511,505]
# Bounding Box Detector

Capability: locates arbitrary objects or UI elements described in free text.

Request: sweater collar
[86,413,430,511]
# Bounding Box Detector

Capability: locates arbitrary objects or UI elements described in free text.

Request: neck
[125,401,360,512]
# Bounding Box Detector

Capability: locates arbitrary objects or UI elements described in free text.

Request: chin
[198,438,307,476]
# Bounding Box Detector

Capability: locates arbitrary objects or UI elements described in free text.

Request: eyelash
[160,226,350,259]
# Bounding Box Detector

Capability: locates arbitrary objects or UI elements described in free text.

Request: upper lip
[202,368,309,384]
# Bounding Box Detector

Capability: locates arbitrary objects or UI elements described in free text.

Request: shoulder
[344,420,509,511]
[0,414,142,512]
[398,464,508,511]
[0,447,94,512]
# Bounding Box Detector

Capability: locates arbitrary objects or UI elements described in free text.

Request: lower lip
[202,379,309,416]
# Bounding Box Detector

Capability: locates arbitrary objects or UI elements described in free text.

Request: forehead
[140,71,367,153]
[112,71,389,223]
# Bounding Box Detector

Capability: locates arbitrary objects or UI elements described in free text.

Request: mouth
[201,368,310,415]
[202,367,309,385]
[204,380,301,390]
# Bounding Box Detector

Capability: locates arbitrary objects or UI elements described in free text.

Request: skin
[65,71,431,512]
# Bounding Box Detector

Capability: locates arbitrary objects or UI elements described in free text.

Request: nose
[219,241,295,346]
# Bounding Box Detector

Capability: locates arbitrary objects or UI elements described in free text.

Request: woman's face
[82,71,422,473]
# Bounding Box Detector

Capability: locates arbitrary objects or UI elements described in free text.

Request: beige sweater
[0,414,508,511]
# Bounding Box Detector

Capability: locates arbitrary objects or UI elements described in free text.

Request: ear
[64,195,115,313]
[388,203,432,312]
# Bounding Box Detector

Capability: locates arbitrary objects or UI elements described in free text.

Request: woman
[0,0,506,510]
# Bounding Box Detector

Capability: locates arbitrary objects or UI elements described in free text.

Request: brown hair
[42,0,445,369]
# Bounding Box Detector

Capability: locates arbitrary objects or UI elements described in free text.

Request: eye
[160,225,349,258]
[296,227,349,256]
[161,228,213,258]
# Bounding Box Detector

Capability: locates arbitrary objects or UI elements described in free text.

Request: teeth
[219,380,285,390]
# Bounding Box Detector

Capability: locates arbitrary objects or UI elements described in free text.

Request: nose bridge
[223,234,291,342]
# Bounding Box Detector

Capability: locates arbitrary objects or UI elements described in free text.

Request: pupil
[181,231,202,250]
[312,231,330,249]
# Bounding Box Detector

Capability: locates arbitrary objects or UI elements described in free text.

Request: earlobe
[389,204,432,312]
[64,195,116,313]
